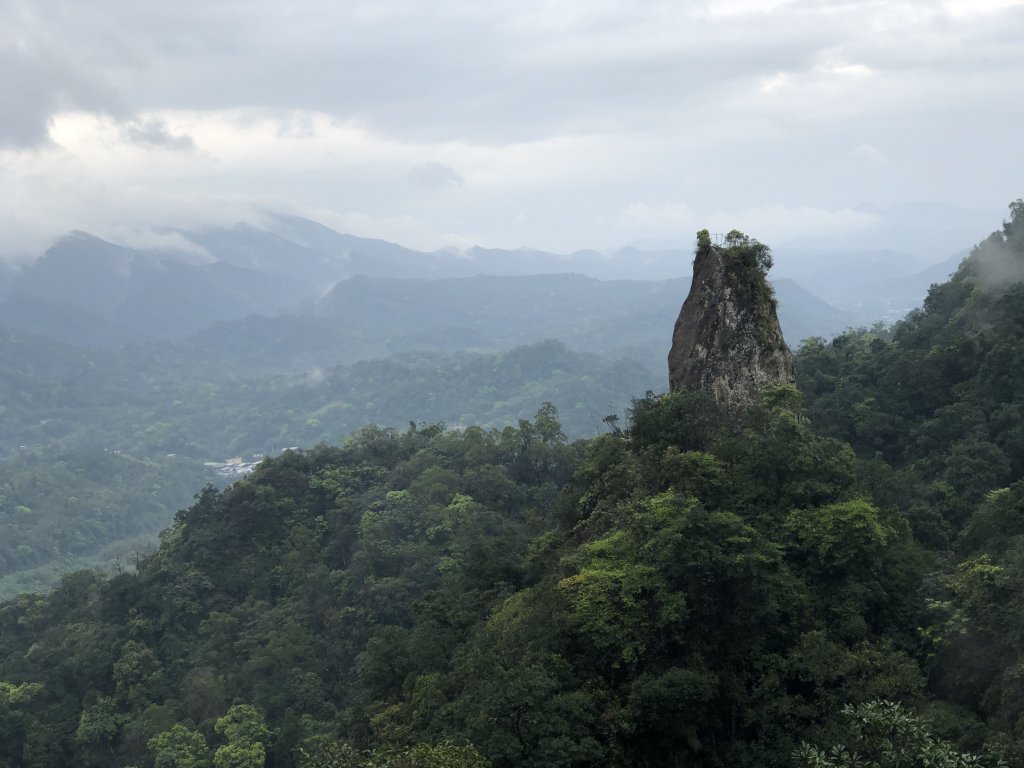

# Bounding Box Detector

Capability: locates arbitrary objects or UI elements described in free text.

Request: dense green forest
[0,339,658,597]
[0,202,1022,767]
[0,337,656,458]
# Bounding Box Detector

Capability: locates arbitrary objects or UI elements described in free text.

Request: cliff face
[668,232,795,414]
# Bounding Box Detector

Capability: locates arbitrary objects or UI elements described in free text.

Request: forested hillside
[0,339,658,598]
[1,203,1022,767]
[798,199,1024,540]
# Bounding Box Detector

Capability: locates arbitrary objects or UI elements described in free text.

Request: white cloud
[722,205,881,242]
[614,202,701,233]
[821,62,873,77]
[97,228,210,256]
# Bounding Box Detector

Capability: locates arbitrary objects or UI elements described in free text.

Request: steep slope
[797,199,1024,533]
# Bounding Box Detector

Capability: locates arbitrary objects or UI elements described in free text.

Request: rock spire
[668,229,795,414]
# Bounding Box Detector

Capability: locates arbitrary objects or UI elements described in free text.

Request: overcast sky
[1,0,1022,261]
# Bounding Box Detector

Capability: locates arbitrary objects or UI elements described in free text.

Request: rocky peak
[668,229,795,414]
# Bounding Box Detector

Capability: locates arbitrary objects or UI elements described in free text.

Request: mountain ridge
[0,213,967,354]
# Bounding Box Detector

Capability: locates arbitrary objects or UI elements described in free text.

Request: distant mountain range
[771,248,965,325]
[0,214,975,372]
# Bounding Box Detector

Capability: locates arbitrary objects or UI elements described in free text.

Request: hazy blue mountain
[771,248,925,303]
[189,217,476,286]
[199,217,652,283]
[0,262,16,301]
[314,272,697,372]
[773,248,966,325]
[841,251,965,325]
[865,250,964,309]
[108,259,311,340]
[773,277,856,343]
[268,215,475,279]
[16,232,166,315]
[316,272,854,351]
[180,272,851,376]
[182,273,683,374]
[0,290,126,347]
[0,232,316,345]
[0,213,948,356]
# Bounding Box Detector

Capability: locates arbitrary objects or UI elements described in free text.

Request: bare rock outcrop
[668,230,795,414]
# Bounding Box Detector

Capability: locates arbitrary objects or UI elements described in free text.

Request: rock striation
[668,230,795,414]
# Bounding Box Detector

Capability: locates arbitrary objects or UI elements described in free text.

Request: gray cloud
[0,1,129,147]
[5,2,1022,145]
[0,46,60,146]
[121,118,194,150]
[0,41,120,146]
[0,2,940,141]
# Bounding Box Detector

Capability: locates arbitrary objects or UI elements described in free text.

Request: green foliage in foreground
[0,389,992,768]
[296,739,488,768]
[0,408,579,768]
[795,701,1003,768]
